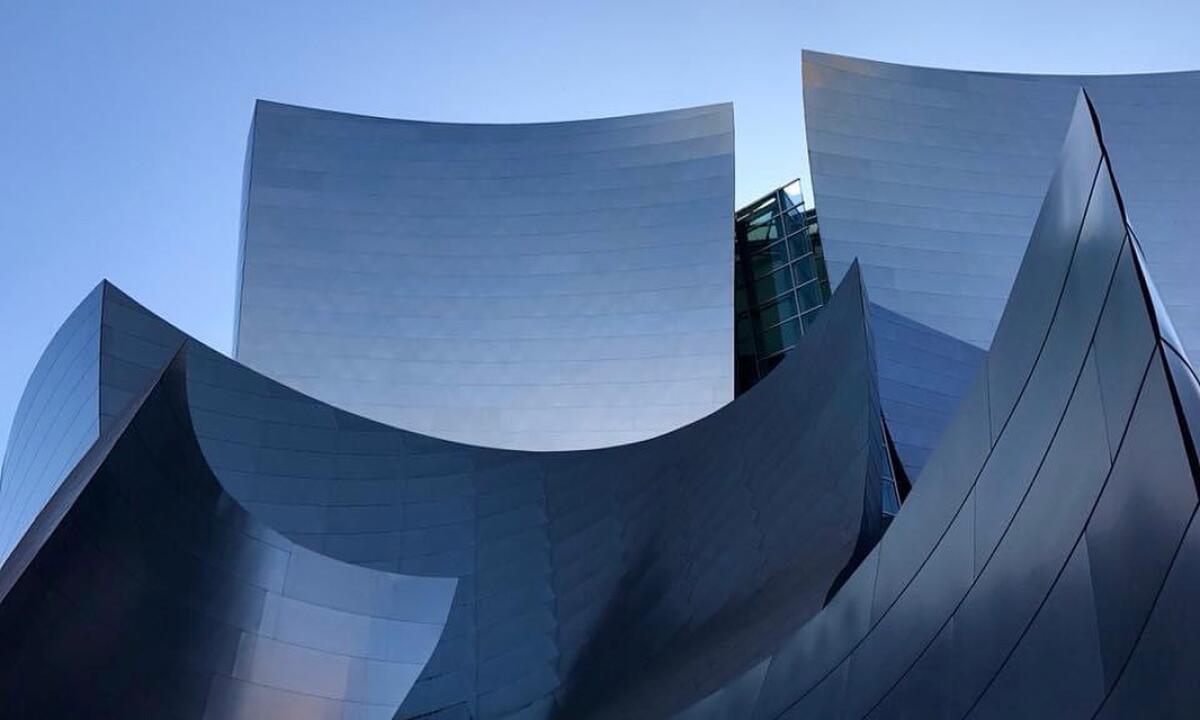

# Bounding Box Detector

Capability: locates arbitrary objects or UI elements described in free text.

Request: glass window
[781,181,803,210]
[754,266,793,302]
[750,241,789,278]
[745,217,781,244]
[788,229,812,257]
[793,254,818,285]
[882,480,900,515]
[783,207,809,236]
[757,295,797,328]
[797,280,823,312]
[800,308,822,330]
[748,196,777,221]
[758,318,799,356]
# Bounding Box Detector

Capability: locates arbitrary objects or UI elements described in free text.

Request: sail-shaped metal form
[664,92,1200,719]
[0,258,886,717]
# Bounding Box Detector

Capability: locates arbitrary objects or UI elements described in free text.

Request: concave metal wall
[0,352,457,718]
[803,49,1200,480]
[670,92,1200,719]
[0,259,886,718]
[236,101,735,452]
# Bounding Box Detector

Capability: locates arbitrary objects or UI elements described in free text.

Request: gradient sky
[4,0,1200,460]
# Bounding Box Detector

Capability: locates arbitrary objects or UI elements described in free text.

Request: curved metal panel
[0,284,101,566]
[711,92,1200,720]
[804,50,1200,355]
[868,302,984,480]
[236,101,735,451]
[0,351,457,719]
[804,50,1200,478]
[0,257,885,718]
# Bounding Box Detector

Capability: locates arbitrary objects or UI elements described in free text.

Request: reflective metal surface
[0,285,101,566]
[804,50,1200,477]
[671,92,1200,719]
[868,302,985,480]
[236,101,735,451]
[0,262,885,718]
[0,352,456,718]
[805,50,1200,355]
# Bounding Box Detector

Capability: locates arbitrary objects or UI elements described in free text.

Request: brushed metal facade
[804,50,1200,355]
[0,262,884,718]
[0,285,101,566]
[674,91,1200,720]
[236,101,735,451]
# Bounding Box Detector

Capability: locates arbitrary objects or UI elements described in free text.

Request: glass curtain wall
[735,180,832,392]
[734,180,900,522]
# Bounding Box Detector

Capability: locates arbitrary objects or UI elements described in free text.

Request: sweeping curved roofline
[1,257,888,717]
[238,97,736,451]
[253,97,735,129]
[803,48,1200,80]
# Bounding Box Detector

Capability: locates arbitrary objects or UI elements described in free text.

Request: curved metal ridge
[0,258,887,717]
[0,349,457,717]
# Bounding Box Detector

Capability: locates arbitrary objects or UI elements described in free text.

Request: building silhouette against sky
[3,54,1200,719]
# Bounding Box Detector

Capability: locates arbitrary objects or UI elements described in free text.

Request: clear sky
[3,0,1200,460]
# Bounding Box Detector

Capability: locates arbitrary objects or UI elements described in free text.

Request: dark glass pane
[758,295,798,328]
[800,308,822,329]
[783,207,809,236]
[746,217,782,244]
[882,480,901,515]
[736,311,754,342]
[793,254,818,285]
[751,242,789,278]
[754,266,794,302]
[788,229,813,257]
[797,280,824,312]
[758,318,799,356]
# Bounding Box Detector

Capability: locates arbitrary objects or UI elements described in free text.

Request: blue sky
[3,0,1200,458]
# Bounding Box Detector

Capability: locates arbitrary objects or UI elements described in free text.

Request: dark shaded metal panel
[750,547,880,720]
[0,283,102,567]
[869,367,990,621]
[1092,241,1159,459]
[99,281,186,429]
[965,540,1105,719]
[48,263,884,719]
[749,91,1200,720]
[944,349,1113,715]
[237,101,736,452]
[983,98,1101,439]
[1083,351,1197,688]
[973,152,1126,567]
[0,352,456,719]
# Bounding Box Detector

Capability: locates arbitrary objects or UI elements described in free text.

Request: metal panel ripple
[236,101,736,451]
